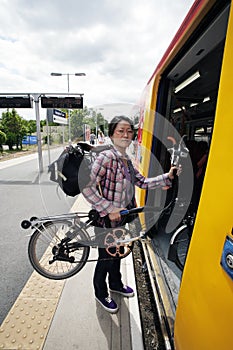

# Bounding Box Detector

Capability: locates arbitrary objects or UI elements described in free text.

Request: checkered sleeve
[82,153,116,217]
[133,168,172,189]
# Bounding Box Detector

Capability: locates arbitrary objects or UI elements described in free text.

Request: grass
[0,144,59,161]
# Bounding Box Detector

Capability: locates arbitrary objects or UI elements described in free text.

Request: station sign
[41,96,83,109]
[22,135,38,145]
[47,108,68,125]
[0,96,33,108]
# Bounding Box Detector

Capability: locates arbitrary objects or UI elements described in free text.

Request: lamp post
[95,111,98,142]
[51,72,86,143]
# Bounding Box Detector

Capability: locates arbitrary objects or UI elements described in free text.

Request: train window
[167,3,230,144]
[165,4,230,220]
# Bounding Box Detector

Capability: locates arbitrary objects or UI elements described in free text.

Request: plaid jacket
[82,147,171,218]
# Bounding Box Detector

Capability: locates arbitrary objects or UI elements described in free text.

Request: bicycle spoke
[28,220,90,280]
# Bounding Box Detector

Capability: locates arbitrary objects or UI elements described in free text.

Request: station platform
[0,195,144,350]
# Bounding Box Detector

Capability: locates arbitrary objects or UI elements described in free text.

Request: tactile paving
[0,271,65,350]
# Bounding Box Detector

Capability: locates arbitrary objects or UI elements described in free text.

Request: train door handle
[220,234,233,280]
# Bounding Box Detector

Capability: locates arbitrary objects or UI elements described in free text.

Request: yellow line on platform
[0,196,90,350]
[0,271,65,349]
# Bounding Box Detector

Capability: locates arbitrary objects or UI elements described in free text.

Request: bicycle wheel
[168,224,192,271]
[28,220,90,280]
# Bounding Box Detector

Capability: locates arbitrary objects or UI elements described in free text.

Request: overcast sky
[0,0,194,120]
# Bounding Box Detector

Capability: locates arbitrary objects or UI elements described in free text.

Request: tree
[83,108,108,136]
[27,120,37,134]
[0,106,108,149]
[1,109,25,150]
[70,106,90,141]
[0,130,6,152]
[69,106,108,141]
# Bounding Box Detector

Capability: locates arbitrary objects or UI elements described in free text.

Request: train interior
[147,1,231,311]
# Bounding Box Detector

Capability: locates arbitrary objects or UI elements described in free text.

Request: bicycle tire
[169,224,191,271]
[28,220,90,280]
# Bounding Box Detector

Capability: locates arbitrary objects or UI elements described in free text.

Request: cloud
[0,0,194,120]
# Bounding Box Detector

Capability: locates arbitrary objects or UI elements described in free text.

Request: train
[134,0,233,349]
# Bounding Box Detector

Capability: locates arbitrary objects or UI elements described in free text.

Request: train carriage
[136,0,233,349]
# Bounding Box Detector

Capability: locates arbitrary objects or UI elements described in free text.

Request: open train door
[174,1,233,349]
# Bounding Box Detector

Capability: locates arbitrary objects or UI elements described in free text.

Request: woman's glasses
[114,129,134,137]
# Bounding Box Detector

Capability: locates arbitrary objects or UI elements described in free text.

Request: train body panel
[175,3,233,348]
[137,0,233,348]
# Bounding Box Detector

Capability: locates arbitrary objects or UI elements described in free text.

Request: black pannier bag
[48,142,112,197]
[48,143,91,197]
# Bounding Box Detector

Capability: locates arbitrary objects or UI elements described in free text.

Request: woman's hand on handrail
[168,164,182,179]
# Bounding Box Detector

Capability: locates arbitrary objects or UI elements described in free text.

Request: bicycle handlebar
[119,203,175,216]
[120,207,144,216]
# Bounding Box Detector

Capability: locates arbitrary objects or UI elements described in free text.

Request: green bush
[0,130,6,152]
